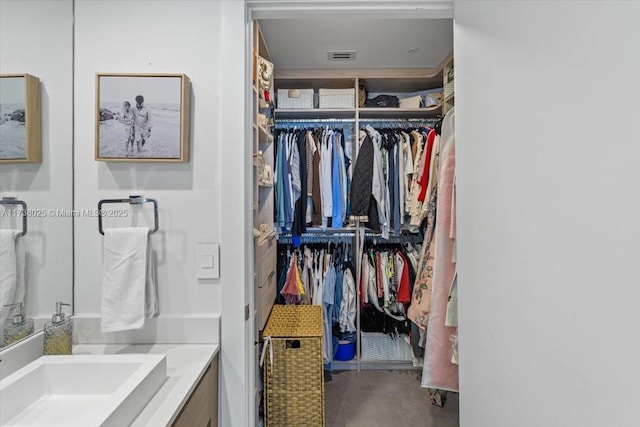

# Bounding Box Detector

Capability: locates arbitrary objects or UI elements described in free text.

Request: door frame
[242,1,455,425]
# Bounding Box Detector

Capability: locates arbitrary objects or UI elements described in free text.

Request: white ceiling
[259,17,453,69]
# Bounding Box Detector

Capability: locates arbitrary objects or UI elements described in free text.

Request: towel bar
[0,197,27,236]
[97,195,159,235]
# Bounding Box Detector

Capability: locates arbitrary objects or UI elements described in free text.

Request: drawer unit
[256,268,277,331]
[256,234,276,288]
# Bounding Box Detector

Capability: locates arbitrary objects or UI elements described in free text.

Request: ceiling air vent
[328,50,357,62]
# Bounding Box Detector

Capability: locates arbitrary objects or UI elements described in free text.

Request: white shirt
[365,126,389,239]
[320,130,333,226]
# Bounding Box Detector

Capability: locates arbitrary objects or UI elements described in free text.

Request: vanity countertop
[73,344,219,427]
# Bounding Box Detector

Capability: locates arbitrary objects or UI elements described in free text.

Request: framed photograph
[95,73,190,162]
[0,74,41,163]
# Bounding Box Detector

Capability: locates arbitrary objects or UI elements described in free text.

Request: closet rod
[279,231,356,239]
[359,117,441,122]
[280,226,358,235]
[278,236,354,244]
[274,118,355,125]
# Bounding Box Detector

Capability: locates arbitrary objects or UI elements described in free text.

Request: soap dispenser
[3,302,34,346]
[43,302,72,355]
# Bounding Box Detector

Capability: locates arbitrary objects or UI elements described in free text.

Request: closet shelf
[444,93,455,103]
[274,108,356,119]
[358,106,442,119]
[258,125,273,143]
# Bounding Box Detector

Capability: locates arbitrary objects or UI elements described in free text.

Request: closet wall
[455,2,640,426]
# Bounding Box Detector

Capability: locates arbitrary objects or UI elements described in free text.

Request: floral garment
[407,183,438,330]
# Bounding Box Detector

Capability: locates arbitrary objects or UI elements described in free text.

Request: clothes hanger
[434,115,444,135]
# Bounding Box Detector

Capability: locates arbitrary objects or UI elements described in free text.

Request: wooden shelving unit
[273,66,450,123]
[274,108,356,119]
[442,51,455,114]
[358,106,441,119]
[270,61,453,372]
[252,21,277,427]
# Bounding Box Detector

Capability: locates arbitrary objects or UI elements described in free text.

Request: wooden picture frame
[95,73,190,162]
[0,74,41,163]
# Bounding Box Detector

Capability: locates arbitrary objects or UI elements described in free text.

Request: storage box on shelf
[277,88,314,109]
[357,70,445,118]
[274,75,356,117]
[319,88,355,109]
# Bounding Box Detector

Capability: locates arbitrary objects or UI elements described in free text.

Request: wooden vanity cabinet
[172,355,219,427]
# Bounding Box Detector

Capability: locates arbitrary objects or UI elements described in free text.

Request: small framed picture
[95,73,190,162]
[0,74,41,163]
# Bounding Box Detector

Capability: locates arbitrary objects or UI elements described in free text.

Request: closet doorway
[247,2,458,426]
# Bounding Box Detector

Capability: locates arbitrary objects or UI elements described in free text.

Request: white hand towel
[101,227,157,332]
[0,230,25,334]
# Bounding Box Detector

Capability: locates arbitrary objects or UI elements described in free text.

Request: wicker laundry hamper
[263,305,325,427]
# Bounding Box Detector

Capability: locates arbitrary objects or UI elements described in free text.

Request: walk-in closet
[251,15,458,427]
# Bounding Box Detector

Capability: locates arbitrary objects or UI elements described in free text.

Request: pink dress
[422,109,458,392]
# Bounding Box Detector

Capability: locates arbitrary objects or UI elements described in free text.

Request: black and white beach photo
[96,74,190,161]
[0,76,26,159]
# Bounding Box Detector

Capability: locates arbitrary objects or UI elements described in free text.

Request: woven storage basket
[277,88,314,109]
[263,305,324,427]
[318,88,355,109]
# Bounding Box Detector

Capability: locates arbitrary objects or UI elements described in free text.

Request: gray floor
[325,370,460,427]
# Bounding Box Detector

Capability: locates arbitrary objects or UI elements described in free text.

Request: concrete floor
[325,370,460,427]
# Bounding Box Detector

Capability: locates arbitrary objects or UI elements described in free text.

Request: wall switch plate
[196,243,220,279]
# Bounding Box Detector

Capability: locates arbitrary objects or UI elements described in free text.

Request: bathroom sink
[0,354,167,427]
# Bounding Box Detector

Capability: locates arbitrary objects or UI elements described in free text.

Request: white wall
[219,2,251,427]
[73,0,222,319]
[455,1,640,426]
[74,1,248,424]
[0,0,73,326]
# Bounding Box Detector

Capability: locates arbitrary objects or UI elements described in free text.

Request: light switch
[200,255,214,269]
[196,243,219,279]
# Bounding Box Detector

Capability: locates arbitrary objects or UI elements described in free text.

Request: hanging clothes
[349,130,377,227]
[349,124,438,237]
[275,126,350,231]
[331,132,345,227]
[422,108,458,392]
[401,131,414,218]
[276,241,356,365]
[305,131,316,225]
[311,138,323,226]
[320,130,333,228]
[339,264,356,333]
[275,132,293,230]
[280,252,302,304]
[292,130,308,235]
[369,126,390,239]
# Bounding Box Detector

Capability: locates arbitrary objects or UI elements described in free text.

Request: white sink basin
[0,354,167,427]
